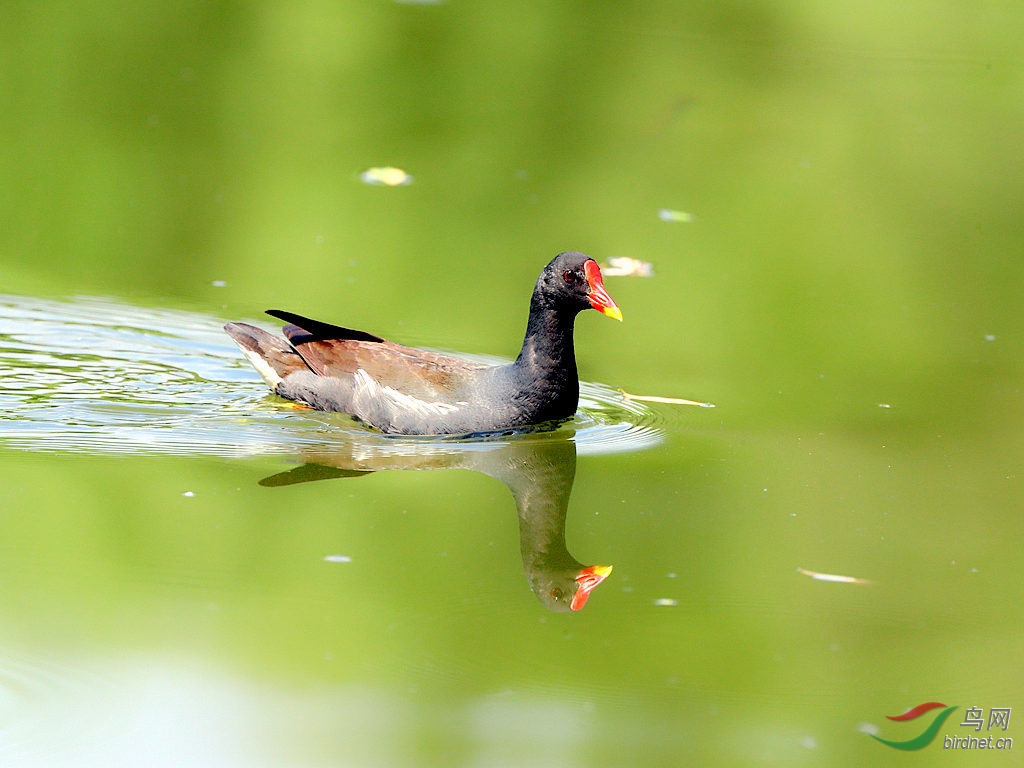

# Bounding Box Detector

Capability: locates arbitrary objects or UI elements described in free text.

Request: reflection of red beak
[584,260,623,321]
[571,564,614,611]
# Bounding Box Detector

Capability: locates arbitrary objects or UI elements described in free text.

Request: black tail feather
[265,310,385,344]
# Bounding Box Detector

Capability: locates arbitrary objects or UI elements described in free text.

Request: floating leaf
[796,567,873,585]
[360,167,413,186]
[600,257,655,277]
[657,208,695,223]
[618,389,715,407]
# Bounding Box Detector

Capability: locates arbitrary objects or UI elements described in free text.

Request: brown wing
[268,310,489,400]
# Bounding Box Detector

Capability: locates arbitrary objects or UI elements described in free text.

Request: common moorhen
[225,251,622,435]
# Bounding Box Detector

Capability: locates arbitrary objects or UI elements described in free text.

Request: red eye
[563,271,576,284]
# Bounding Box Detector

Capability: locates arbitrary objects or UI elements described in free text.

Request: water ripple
[0,294,662,457]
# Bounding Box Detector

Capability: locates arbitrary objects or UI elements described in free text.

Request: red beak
[584,260,623,321]
[571,564,614,611]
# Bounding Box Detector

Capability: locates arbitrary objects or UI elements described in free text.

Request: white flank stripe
[354,369,460,416]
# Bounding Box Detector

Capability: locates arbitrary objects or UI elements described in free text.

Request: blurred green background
[1,1,1022,766]
[5,1,1023,424]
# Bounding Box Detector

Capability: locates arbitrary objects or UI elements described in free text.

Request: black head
[533,251,623,320]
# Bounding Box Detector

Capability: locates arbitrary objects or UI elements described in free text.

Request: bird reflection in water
[259,430,612,611]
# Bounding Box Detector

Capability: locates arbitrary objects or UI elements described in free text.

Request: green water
[2,2,1022,766]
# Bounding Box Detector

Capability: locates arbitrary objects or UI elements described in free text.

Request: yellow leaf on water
[360,166,413,186]
[796,567,874,586]
[600,257,655,277]
[657,208,695,223]
[618,389,715,408]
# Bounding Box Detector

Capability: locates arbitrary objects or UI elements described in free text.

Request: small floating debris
[657,208,695,223]
[324,554,353,563]
[796,567,873,586]
[181,491,195,498]
[654,598,678,607]
[600,257,655,277]
[618,389,715,408]
[878,403,891,409]
[211,280,227,288]
[360,166,413,186]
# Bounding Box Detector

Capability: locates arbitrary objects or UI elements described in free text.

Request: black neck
[514,300,579,383]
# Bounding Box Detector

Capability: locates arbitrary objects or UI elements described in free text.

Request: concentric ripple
[0,294,663,458]
[575,381,664,454]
